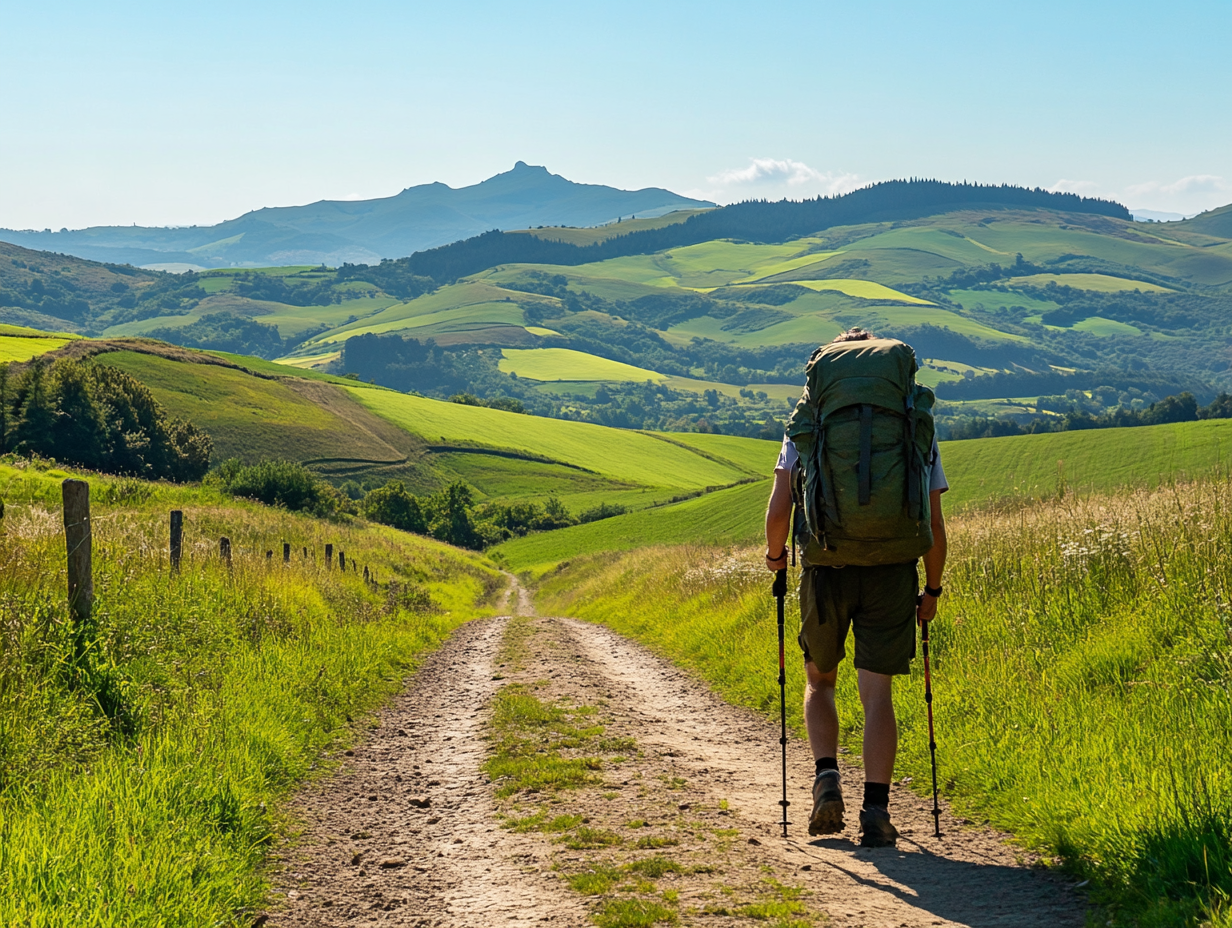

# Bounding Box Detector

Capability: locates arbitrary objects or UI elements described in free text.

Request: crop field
[536,475,1232,927]
[1006,273,1173,293]
[348,386,753,489]
[0,333,74,361]
[787,278,934,304]
[0,460,500,925]
[498,347,667,383]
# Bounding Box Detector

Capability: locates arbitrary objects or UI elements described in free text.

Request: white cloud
[696,158,862,204]
[1049,179,1101,195]
[1125,174,1231,199]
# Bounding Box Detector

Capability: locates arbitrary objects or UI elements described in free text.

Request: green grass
[492,480,769,573]
[348,387,750,489]
[95,351,407,464]
[1006,273,1173,293]
[1069,316,1143,336]
[0,334,73,362]
[945,288,1060,314]
[510,209,710,246]
[499,347,668,383]
[788,278,934,304]
[536,474,1232,927]
[0,460,500,926]
[939,419,1232,512]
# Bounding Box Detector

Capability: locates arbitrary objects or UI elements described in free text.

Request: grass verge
[536,479,1232,928]
[0,459,501,926]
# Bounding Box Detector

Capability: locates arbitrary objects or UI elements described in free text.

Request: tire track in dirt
[264,579,1083,927]
[265,599,586,926]
[557,615,1083,927]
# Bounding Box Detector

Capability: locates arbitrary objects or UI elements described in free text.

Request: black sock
[863,782,890,809]
[814,757,838,775]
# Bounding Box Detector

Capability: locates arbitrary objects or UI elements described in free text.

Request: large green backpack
[785,337,936,567]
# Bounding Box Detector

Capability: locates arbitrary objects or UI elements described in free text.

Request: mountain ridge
[0,162,712,269]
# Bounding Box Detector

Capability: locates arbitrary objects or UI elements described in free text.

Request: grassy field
[348,386,754,489]
[498,347,667,383]
[0,460,501,925]
[1006,273,1174,293]
[492,480,769,574]
[0,334,74,362]
[95,351,412,465]
[536,476,1232,927]
[939,419,1232,511]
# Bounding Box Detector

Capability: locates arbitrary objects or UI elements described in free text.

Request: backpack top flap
[806,337,918,418]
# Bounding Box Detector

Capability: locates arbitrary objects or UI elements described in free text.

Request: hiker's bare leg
[857,669,896,783]
[804,661,839,760]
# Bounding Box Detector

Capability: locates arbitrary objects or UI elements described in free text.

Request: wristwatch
[923,584,943,598]
[765,548,787,561]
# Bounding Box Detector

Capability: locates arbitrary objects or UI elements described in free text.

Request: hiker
[764,328,947,848]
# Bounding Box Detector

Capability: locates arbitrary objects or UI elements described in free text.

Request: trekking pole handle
[772,568,787,598]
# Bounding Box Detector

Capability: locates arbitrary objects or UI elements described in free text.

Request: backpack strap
[857,404,873,506]
[905,390,922,519]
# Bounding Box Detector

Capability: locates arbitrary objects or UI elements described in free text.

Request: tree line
[941,391,1232,441]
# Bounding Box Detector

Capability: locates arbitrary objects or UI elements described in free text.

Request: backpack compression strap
[858,404,873,507]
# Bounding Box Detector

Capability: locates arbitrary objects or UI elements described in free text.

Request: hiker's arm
[764,469,792,571]
[918,489,946,623]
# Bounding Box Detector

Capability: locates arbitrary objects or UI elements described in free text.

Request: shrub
[209,459,342,516]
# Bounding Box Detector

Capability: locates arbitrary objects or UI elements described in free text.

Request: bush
[208,459,342,516]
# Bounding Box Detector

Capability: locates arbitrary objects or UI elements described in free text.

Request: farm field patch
[498,347,667,383]
[1006,273,1173,293]
[0,334,73,362]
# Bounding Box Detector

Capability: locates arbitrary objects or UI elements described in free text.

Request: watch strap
[924,584,943,598]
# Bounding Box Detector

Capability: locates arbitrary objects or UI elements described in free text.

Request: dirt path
[265,585,1083,927]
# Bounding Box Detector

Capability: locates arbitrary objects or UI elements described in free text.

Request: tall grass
[0,459,501,926]
[537,479,1232,927]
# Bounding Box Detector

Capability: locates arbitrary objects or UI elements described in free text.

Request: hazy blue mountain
[0,162,712,269]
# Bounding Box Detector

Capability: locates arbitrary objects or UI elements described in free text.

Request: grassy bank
[0,460,501,926]
[537,480,1232,927]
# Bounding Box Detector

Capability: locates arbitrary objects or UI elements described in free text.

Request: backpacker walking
[764,328,948,848]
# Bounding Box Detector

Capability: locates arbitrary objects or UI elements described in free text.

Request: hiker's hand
[916,592,938,624]
[765,549,787,572]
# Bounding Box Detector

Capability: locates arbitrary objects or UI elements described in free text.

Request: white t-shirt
[775,435,948,494]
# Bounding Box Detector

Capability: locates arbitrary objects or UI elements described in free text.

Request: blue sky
[1,0,1229,229]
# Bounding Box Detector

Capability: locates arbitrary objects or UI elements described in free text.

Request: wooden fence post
[220,536,232,567]
[339,551,346,571]
[170,510,183,571]
[283,542,291,563]
[325,543,333,569]
[302,546,308,559]
[62,479,93,625]
[266,550,273,561]
[363,566,369,582]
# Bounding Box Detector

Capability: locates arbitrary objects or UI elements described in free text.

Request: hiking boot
[858,805,899,848]
[808,769,845,836]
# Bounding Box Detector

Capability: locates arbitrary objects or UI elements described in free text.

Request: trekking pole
[773,567,791,838]
[920,614,943,838]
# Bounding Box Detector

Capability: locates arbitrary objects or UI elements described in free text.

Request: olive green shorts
[798,562,919,676]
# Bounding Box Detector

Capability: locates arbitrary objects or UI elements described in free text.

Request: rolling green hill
[496,417,1232,571]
